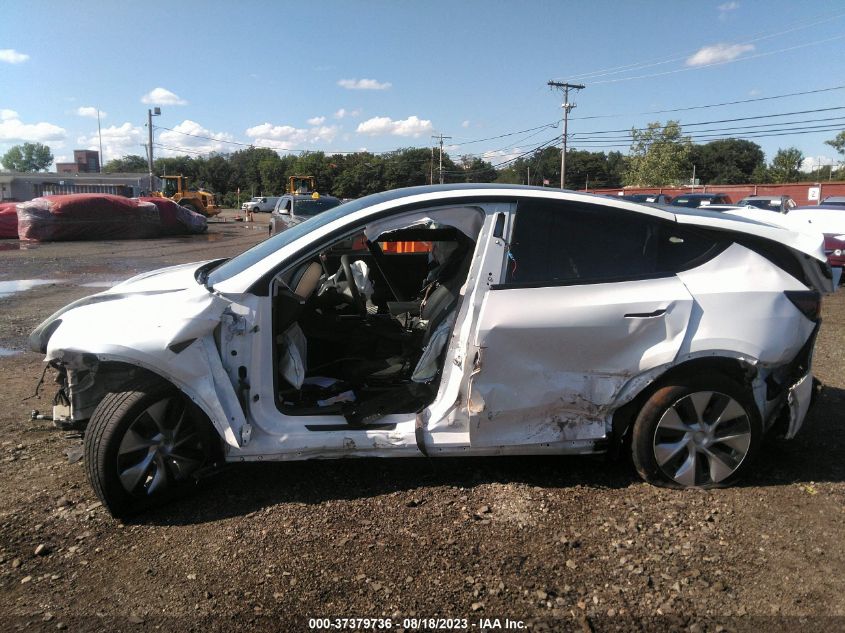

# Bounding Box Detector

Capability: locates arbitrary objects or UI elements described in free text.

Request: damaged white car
[30,185,833,516]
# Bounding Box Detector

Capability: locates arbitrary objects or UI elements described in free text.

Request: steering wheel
[339,254,367,316]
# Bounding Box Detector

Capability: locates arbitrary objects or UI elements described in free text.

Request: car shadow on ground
[131,385,845,526]
[133,453,637,526]
[747,384,845,487]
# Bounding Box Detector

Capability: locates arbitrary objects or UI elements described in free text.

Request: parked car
[619,193,673,205]
[820,196,845,208]
[242,196,280,213]
[270,192,343,234]
[735,195,797,213]
[669,193,732,208]
[29,184,832,516]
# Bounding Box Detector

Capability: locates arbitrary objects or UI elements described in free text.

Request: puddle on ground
[80,281,121,288]
[0,348,22,357]
[0,241,38,251]
[0,279,61,299]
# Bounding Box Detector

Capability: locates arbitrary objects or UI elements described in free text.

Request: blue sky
[2,0,844,174]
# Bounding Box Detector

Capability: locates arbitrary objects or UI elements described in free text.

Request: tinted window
[505,199,718,286]
[294,198,342,216]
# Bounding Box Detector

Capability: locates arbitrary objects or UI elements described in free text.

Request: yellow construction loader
[153,175,220,217]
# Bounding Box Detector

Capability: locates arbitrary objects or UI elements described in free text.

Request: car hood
[105,260,213,294]
[29,261,223,354]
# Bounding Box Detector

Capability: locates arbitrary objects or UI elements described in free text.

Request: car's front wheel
[631,377,761,489]
[84,377,219,518]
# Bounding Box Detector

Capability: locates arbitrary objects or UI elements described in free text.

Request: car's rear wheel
[631,377,761,489]
[85,377,218,518]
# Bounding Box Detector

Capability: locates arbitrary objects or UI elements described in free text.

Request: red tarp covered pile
[137,197,207,235]
[0,202,17,239]
[16,194,207,242]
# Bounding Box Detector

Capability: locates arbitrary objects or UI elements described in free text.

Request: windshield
[162,178,178,197]
[207,190,400,286]
[294,197,342,217]
[739,198,780,210]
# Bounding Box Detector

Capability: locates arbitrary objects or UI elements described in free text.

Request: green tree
[623,120,691,187]
[1,142,54,172]
[103,154,148,173]
[687,139,764,184]
[825,130,845,157]
[750,163,770,184]
[454,155,497,183]
[769,147,803,183]
[332,152,385,198]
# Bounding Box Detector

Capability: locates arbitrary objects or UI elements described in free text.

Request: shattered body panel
[468,277,693,446]
[43,263,248,448]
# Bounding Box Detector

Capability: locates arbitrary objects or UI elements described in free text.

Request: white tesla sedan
[30,185,832,517]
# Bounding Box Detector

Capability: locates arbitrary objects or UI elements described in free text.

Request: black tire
[180,201,199,214]
[631,376,762,489]
[84,377,218,518]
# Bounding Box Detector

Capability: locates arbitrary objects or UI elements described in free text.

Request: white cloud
[157,119,234,156]
[76,106,106,119]
[338,78,391,91]
[0,49,29,64]
[141,87,188,106]
[0,113,66,143]
[718,1,739,19]
[307,116,326,125]
[801,155,837,172]
[686,43,754,67]
[77,122,143,162]
[461,120,471,128]
[748,87,761,96]
[334,108,361,119]
[480,147,525,167]
[356,115,433,138]
[245,121,341,151]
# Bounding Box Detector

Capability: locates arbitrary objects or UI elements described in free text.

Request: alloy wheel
[116,396,207,496]
[653,390,752,487]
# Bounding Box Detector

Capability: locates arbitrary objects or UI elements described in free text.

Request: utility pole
[96,108,104,173]
[547,81,585,189]
[432,133,451,184]
[430,145,434,185]
[146,107,161,192]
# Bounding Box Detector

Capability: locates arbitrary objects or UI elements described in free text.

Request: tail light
[785,290,822,321]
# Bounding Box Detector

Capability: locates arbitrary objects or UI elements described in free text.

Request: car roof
[739,195,785,200]
[211,184,825,293]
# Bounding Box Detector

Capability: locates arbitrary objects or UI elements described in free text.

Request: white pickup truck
[241,196,280,213]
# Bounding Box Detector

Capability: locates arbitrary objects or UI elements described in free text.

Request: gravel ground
[0,210,843,632]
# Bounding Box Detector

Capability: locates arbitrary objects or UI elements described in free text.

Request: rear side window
[505,199,720,286]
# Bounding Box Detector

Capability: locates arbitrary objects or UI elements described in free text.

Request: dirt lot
[1,211,844,632]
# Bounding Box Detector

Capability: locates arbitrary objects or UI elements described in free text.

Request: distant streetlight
[147,107,161,191]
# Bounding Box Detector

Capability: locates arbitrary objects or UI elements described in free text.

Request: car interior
[270,209,482,426]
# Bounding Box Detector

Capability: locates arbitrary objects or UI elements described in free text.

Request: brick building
[56,150,101,174]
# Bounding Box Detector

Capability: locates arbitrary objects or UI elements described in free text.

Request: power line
[571,84,845,120]
[563,9,845,82]
[590,33,845,85]
[570,106,845,138]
